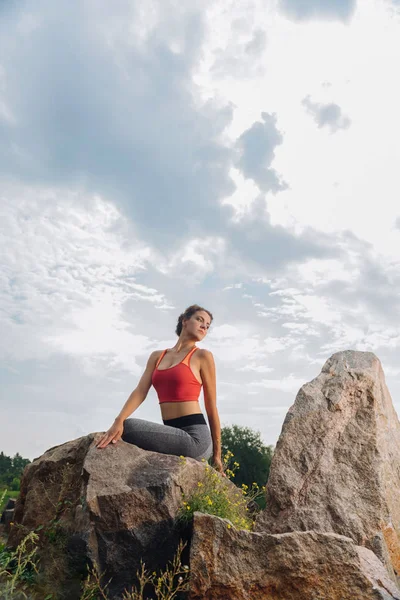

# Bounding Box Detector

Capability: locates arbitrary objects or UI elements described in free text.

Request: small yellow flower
[197,482,203,487]
[186,505,191,510]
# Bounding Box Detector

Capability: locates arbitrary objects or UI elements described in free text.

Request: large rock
[255,350,400,582]
[8,434,208,599]
[189,512,400,600]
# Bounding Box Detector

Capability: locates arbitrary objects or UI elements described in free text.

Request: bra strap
[182,346,198,367]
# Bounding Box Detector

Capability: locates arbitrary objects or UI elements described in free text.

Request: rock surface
[189,512,400,600]
[8,434,208,599]
[255,350,400,583]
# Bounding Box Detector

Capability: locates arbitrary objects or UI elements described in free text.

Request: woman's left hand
[212,456,226,477]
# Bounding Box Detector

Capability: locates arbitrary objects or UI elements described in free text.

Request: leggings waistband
[163,413,207,428]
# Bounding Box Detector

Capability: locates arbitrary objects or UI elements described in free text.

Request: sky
[1,0,400,460]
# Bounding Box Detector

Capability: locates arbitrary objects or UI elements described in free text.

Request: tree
[221,425,273,491]
[11,477,20,491]
[0,452,12,477]
[0,451,31,490]
[10,453,30,479]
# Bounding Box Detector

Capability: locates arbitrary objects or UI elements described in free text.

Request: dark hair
[175,304,213,336]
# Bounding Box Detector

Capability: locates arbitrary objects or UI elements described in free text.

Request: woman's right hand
[96,418,124,449]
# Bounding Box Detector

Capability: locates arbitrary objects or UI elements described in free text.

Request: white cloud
[0,182,165,372]
[278,0,356,22]
[302,95,351,132]
[223,282,244,290]
[295,258,357,286]
[16,12,42,36]
[44,291,153,375]
[208,325,293,365]
[222,168,261,219]
[249,374,306,393]
[160,236,226,280]
[239,364,274,373]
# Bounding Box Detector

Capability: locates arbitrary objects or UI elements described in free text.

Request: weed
[123,540,189,600]
[0,488,19,516]
[0,531,39,599]
[80,563,111,600]
[0,489,7,511]
[178,452,265,530]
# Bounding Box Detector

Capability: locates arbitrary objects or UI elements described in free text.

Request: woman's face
[184,310,211,340]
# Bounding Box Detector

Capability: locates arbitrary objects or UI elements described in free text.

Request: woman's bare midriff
[160,400,202,420]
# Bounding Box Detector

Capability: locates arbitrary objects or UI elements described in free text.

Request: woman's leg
[121,418,212,460]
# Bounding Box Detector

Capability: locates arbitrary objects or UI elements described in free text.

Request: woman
[96,304,224,474]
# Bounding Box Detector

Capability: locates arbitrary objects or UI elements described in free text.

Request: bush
[0,453,30,491]
[221,425,273,488]
[177,452,264,531]
[10,479,20,493]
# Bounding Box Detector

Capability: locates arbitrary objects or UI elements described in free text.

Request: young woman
[96,304,224,474]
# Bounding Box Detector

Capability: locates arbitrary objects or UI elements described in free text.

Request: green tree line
[0,452,31,491]
[221,425,273,508]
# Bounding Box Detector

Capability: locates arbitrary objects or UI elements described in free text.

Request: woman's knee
[121,418,140,442]
[192,441,213,462]
[121,418,130,436]
[122,417,147,430]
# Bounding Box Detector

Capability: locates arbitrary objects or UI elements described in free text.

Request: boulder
[189,512,400,600]
[8,433,209,599]
[255,350,400,583]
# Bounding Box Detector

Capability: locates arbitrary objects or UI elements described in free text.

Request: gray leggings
[122,414,213,461]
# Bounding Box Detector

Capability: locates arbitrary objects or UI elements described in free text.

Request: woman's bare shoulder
[147,349,165,365]
[197,348,215,361]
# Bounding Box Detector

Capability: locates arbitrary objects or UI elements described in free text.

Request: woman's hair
[175,304,213,336]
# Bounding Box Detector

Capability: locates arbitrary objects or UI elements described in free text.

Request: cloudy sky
[1,0,400,460]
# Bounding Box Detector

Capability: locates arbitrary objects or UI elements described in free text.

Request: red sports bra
[151,347,202,404]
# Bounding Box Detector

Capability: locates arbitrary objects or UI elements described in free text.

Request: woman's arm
[200,350,224,474]
[96,351,161,449]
